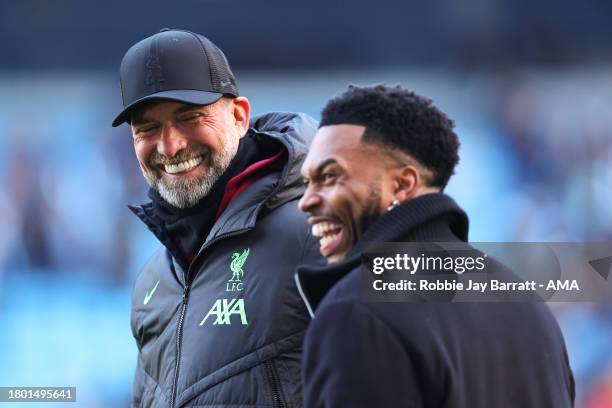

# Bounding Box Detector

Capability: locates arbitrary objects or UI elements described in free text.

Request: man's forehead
[310,124,366,155]
[314,124,365,146]
[302,124,368,174]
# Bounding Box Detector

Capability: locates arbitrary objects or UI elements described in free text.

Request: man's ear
[230,96,251,137]
[392,165,421,202]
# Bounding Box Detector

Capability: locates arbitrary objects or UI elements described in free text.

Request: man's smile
[151,151,211,177]
[162,155,204,174]
[311,220,344,257]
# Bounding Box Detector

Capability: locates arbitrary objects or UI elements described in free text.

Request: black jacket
[129,112,323,408]
[297,193,575,408]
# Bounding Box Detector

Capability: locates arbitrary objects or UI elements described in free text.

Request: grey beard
[143,138,239,209]
[146,161,223,209]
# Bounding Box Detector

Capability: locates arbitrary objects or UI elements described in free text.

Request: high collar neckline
[296,193,469,316]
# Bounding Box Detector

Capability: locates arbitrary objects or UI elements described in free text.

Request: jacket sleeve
[302,302,421,408]
[131,354,145,408]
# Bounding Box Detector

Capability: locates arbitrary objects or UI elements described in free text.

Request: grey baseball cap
[112,28,239,127]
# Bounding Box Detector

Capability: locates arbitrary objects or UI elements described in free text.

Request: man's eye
[136,125,158,135]
[302,178,310,186]
[179,113,201,122]
[322,172,337,183]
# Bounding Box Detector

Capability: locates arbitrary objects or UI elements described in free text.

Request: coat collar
[296,193,469,316]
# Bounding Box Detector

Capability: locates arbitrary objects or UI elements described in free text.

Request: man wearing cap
[113,29,321,408]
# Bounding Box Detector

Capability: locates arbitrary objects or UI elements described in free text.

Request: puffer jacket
[129,112,322,408]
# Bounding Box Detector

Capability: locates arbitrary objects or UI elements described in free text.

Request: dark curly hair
[319,84,460,189]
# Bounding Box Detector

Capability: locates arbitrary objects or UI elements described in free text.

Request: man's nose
[298,186,322,214]
[158,125,187,157]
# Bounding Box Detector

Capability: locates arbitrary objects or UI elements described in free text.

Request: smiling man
[299,123,439,263]
[130,99,243,210]
[296,85,575,407]
[113,29,322,408]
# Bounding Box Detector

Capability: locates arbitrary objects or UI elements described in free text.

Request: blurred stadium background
[1,0,612,406]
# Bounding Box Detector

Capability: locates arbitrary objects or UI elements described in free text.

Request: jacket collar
[296,193,469,316]
[249,112,317,211]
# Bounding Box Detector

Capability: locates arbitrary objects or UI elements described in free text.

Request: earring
[387,199,400,212]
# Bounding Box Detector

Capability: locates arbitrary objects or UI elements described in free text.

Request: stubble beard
[327,184,383,264]
[352,183,384,243]
[142,136,240,209]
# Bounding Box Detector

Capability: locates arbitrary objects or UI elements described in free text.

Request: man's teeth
[312,222,342,237]
[319,234,339,248]
[164,156,203,174]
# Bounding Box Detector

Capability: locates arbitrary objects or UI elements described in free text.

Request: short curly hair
[320,84,460,189]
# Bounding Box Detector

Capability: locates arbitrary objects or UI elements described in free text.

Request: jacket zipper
[264,359,286,408]
[167,175,292,406]
[197,229,251,259]
[294,273,314,318]
[170,285,190,408]
[167,230,248,408]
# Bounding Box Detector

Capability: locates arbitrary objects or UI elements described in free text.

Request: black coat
[296,193,575,408]
[129,112,323,408]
